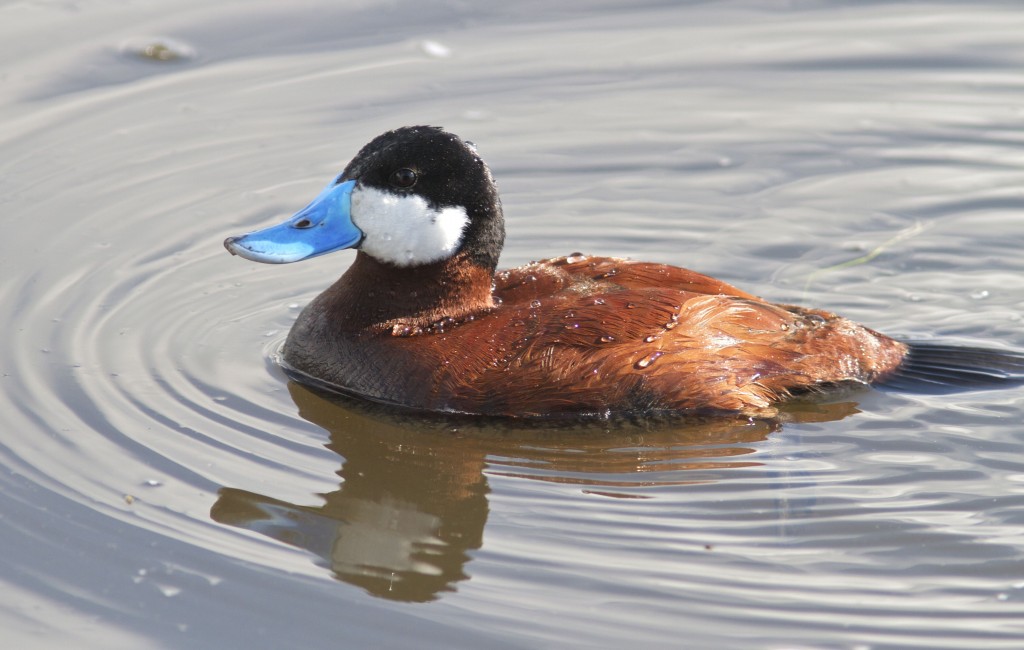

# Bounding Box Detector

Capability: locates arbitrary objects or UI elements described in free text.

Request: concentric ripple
[3,1,1024,648]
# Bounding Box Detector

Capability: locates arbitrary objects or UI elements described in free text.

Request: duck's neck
[326,251,496,334]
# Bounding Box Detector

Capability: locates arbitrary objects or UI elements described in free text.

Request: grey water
[2,1,1024,648]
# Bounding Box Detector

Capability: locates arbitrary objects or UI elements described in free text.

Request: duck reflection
[211,383,859,601]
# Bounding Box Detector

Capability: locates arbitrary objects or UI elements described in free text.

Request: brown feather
[283,253,907,417]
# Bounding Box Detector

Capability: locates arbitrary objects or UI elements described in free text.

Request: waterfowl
[225,126,1023,418]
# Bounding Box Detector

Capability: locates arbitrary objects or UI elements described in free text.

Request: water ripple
[3,1,1024,647]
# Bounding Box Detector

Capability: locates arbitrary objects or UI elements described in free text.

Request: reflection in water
[212,383,859,601]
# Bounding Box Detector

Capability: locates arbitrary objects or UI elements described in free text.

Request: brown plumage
[282,251,907,418]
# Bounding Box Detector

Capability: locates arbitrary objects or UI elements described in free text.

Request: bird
[224,125,1024,418]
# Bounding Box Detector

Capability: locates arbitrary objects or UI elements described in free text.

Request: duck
[225,125,1024,418]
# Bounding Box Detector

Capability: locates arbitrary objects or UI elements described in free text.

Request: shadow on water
[211,382,860,602]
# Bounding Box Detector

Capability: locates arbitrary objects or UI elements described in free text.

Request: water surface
[2,1,1024,648]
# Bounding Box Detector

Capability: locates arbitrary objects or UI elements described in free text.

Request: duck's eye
[390,168,417,189]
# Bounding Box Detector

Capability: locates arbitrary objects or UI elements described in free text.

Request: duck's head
[225,126,505,271]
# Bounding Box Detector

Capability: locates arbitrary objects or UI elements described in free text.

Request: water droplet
[664,321,677,329]
[780,324,789,331]
[805,314,826,326]
[635,351,663,369]
[565,323,580,330]
[143,479,163,487]
[625,302,636,309]
[644,335,657,343]
[598,335,616,343]
[530,299,542,308]
[595,268,619,279]
[970,289,990,300]
[566,252,587,264]
[593,298,606,306]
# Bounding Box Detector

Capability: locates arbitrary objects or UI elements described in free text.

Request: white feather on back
[351,185,469,266]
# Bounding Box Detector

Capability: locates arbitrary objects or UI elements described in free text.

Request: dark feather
[881,342,1024,393]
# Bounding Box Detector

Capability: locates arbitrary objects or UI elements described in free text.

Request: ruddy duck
[225,126,1023,418]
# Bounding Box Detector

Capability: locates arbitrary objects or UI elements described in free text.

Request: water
[2,1,1024,648]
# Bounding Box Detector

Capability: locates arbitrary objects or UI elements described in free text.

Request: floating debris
[120,37,197,63]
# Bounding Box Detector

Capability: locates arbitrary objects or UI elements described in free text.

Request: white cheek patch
[350,186,469,267]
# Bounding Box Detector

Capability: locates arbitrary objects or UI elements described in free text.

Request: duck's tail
[880,341,1024,392]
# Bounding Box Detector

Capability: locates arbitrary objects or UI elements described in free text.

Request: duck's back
[474,255,905,416]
